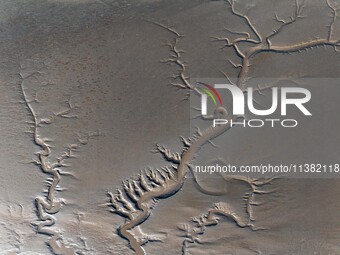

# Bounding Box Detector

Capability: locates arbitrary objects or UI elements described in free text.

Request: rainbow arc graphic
[197,82,223,106]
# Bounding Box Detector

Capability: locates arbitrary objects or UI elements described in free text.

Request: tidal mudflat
[0,0,340,254]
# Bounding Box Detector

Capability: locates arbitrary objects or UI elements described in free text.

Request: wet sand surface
[0,0,340,254]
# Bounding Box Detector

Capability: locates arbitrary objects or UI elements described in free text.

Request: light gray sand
[0,0,340,254]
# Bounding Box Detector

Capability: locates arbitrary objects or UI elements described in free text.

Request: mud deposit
[0,0,340,254]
